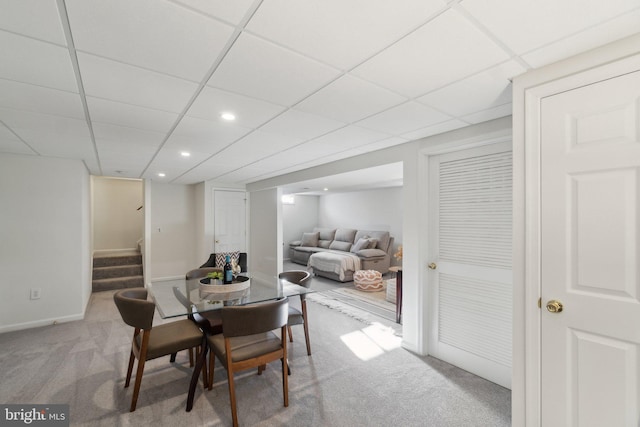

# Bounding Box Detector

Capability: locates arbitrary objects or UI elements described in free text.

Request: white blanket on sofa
[307,250,361,281]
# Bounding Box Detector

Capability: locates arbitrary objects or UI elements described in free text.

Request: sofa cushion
[318,239,332,249]
[300,232,319,247]
[313,227,336,241]
[355,248,387,259]
[350,237,370,253]
[329,240,352,252]
[354,230,390,251]
[367,238,379,249]
[334,228,357,243]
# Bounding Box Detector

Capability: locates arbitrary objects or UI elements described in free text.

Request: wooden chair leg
[302,302,311,355]
[189,347,194,367]
[287,325,294,342]
[227,366,238,427]
[282,326,289,407]
[130,357,146,412]
[170,352,177,363]
[125,350,135,387]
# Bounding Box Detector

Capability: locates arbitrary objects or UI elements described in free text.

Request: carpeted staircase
[92,252,143,292]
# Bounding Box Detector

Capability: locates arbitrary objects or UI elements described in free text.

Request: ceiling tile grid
[0,0,637,186]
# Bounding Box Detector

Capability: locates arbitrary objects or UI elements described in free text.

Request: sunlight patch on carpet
[340,322,402,361]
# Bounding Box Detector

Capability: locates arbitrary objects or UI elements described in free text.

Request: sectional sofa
[289,227,395,282]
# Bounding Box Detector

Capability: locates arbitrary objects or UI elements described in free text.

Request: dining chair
[113,288,203,412]
[205,297,289,427]
[185,268,224,336]
[279,270,312,355]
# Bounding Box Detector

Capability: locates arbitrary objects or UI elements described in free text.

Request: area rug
[308,285,400,330]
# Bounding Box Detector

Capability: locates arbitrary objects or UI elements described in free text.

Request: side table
[389,266,402,323]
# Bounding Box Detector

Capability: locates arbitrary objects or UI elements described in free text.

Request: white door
[540,70,640,426]
[428,141,513,388]
[214,190,246,253]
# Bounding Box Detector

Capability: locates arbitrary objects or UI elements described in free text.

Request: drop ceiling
[1,0,638,186]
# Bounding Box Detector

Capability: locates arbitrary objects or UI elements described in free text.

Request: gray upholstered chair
[279,270,312,355]
[113,288,203,412]
[205,297,289,427]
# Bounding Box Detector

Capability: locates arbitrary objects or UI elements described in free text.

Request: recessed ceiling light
[221,112,236,121]
[180,151,190,157]
[157,172,166,177]
[324,188,329,191]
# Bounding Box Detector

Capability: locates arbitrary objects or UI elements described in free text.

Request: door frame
[512,34,640,426]
[420,130,512,357]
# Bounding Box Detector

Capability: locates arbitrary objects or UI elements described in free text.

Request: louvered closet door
[428,141,512,388]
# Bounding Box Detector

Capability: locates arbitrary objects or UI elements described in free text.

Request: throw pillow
[215,251,240,268]
[367,238,379,249]
[329,240,352,252]
[350,237,370,253]
[300,232,319,247]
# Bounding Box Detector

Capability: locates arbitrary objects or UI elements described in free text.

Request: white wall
[148,182,198,280]
[0,154,91,333]
[92,177,143,252]
[249,188,281,276]
[318,187,403,263]
[282,195,318,259]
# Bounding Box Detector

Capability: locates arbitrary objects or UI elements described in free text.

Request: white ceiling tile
[0,79,85,119]
[92,122,166,148]
[460,0,640,54]
[352,9,509,97]
[169,116,252,153]
[295,75,407,123]
[186,87,286,128]
[87,97,178,134]
[207,32,341,106]
[0,108,93,158]
[310,126,390,149]
[402,119,469,140]
[521,8,640,68]
[357,136,410,153]
[259,109,346,142]
[223,129,302,154]
[356,101,451,135]
[461,103,512,124]
[418,60,525,117]
[171,0,256,25]
[0,31,77,92]
[0,0,66,44]
[0,138,34,155]
[0,122,34,154]
[246,0,447,70]
[77,53,199,113]
[66,0,234,82]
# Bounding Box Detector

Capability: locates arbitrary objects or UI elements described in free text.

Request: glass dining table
[146,271,314,411]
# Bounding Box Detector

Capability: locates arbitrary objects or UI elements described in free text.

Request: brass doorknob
[215,240,220,243]
[546,300,563,313]
[428,262,437,270]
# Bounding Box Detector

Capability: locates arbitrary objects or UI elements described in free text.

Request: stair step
[92,276,144,292]
[93,254,142,268]
[92,264,143,280]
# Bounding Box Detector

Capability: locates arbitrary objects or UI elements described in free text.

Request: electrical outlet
[30,288,41,300]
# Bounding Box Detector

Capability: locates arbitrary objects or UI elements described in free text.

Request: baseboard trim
[0,312,85,334]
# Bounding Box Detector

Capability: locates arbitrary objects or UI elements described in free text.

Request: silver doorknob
[428,262,437,270]
[546,300,563,313]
